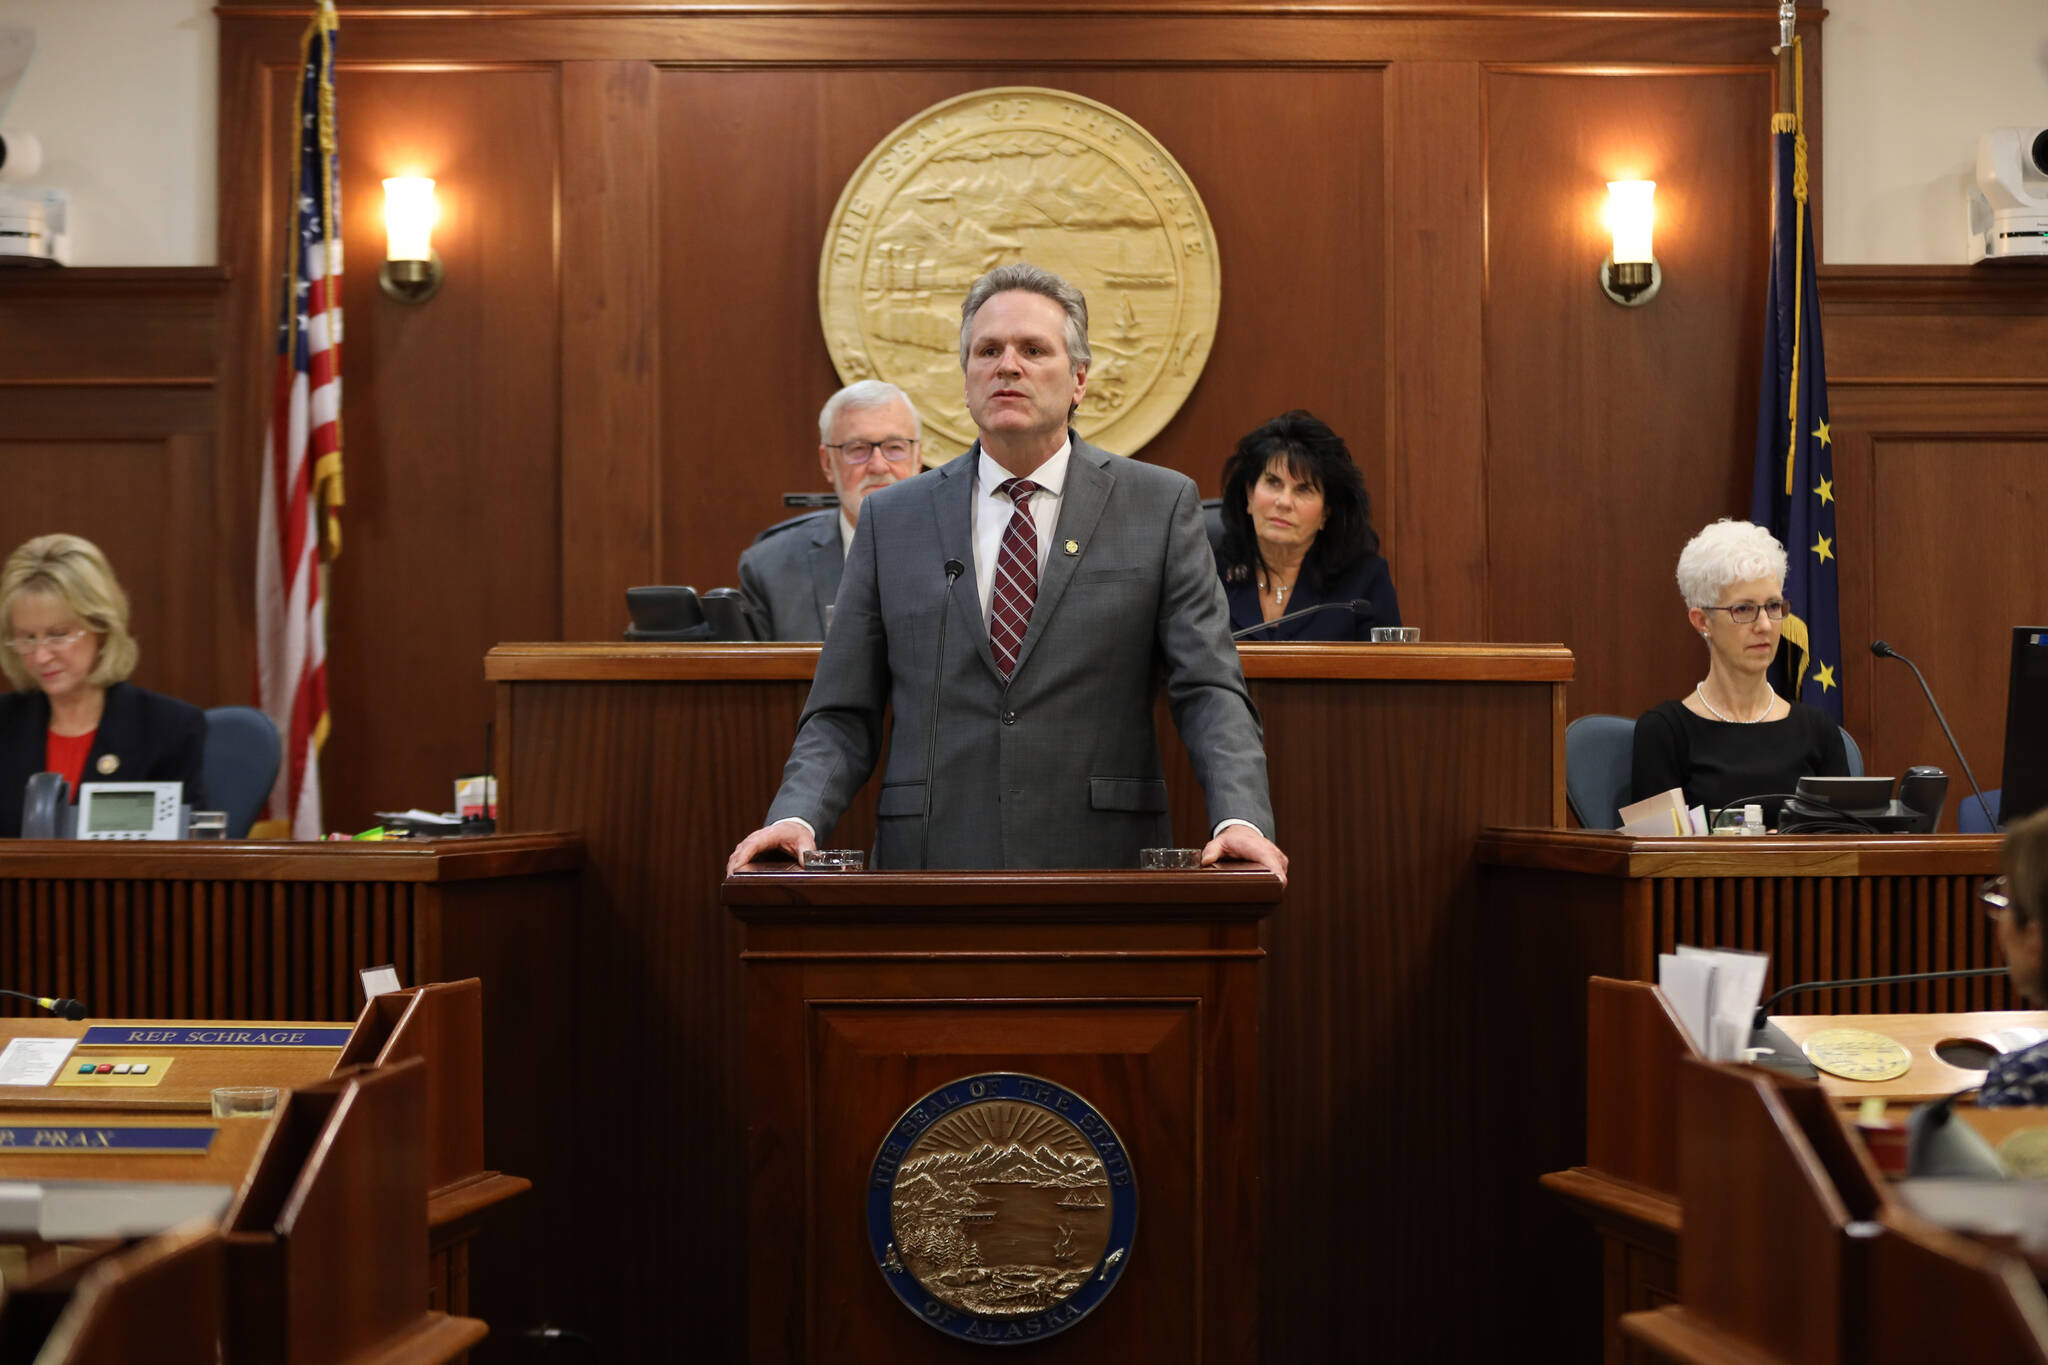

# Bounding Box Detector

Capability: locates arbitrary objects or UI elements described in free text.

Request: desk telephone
[21,773,189,840]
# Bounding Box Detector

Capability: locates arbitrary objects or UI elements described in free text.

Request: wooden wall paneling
[560,61,662,640]
[1868,438,2048,800]
[0,271,229,711]
[1386,62,1488,640]
[1483,66,1775,722]
[307,64,565,828]
[655,67,1387,592]
[218,8,1815,70]
[1821,269,2048,816]
[0,411,220,709]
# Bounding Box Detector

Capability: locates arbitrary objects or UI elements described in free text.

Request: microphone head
[942,559,965,581]
[53,998,85,1021]
[1870,640,1894,658]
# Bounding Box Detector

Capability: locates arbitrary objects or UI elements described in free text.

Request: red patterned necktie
[989,478,1041,678]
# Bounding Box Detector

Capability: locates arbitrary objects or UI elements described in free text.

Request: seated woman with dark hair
[1215,410,1399,641]
[1981,807,2048,1105]
[1631,518,1848,819]
[0,534,206,837]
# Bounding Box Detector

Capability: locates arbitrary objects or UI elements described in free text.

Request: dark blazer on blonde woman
[0,682,207,837]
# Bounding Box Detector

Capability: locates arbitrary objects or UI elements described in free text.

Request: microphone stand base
[1746,1022,1819,1079]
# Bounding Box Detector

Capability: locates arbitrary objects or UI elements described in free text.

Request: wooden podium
[494,640,1567,1358]
[724,864,1281,1362]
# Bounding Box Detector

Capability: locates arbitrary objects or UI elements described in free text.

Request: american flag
[255,1,343,839]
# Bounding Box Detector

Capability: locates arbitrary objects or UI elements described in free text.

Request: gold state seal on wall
[820,87,1221,463]
[868,1073,1137,1344]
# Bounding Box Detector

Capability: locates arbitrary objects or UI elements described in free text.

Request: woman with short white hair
[1630,518,1848,819]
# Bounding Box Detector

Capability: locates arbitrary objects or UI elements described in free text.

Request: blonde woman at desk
[1982,808,2048,1105]
[0,533,207,837]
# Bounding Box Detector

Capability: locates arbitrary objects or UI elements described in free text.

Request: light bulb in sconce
[380,176,442,302]
[1600,179,1661,307]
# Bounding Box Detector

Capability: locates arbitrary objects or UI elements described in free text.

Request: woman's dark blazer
[1222,551,1402,642]
[0,682,208,837]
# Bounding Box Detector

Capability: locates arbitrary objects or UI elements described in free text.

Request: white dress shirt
[971,439,1069,628]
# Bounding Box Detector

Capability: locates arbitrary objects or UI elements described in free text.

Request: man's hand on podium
[726,819,816,876]
[1202,825,1288,886]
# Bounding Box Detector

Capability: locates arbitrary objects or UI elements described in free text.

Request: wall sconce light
[1599,179,1660,307]
[379,176,442,303]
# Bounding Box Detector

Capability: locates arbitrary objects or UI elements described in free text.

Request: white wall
[0,0,215,266]
[1,1,2043,267]
[1823,0,2047,264]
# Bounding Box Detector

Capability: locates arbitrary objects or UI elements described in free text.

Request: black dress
[1630,697,1848,820]
[0,683,208,837]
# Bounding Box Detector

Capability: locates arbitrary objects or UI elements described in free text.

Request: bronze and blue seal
[868,1072,1137,1344]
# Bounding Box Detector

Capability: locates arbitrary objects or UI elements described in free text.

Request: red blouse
[44,728,97,798]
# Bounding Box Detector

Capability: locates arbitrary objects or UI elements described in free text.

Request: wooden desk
[0,841,581,1338]
[1557,980,2048,1363]
[1619,1058,2048,1365]
[0,983,526,1317]
[490,640,1569,1360]
[1478,830,2010,1355]
[0,1063,489,1365]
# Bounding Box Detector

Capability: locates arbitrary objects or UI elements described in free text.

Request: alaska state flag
[1750,96,1841,724]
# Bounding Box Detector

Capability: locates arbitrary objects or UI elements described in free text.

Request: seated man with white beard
[738,381,925,642]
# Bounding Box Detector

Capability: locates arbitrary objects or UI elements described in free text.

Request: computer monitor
[1998,627,2048,827]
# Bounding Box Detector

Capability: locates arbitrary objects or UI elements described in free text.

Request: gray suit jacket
[737,511,842,642]
[765,437,1274,869]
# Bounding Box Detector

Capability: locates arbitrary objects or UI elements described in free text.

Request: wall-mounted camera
[1968,126,2048,264]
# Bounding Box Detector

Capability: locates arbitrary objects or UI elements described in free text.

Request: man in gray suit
[737,381,923,641]
[728,264,1285,878]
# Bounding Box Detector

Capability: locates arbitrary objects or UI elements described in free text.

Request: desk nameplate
[0,1125,215,1154]
[79,1026,352,1049]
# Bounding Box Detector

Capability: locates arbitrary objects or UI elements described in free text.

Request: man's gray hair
[957,263,1091,372]
[1675,518,1789,609]
[817,380,921,444]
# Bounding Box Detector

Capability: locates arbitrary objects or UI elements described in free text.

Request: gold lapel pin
[1063,539,1079,556]
[96,754,120,775]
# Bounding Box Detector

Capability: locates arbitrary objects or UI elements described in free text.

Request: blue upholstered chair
[1566,714,1868,830]
[1959,789,2003,833]
[1564,715,1636,830]
[203,707,282,839]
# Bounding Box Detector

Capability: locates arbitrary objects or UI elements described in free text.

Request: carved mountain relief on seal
[821,88,1222,463]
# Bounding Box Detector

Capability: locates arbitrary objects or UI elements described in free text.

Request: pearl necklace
[1695,682,1774,724]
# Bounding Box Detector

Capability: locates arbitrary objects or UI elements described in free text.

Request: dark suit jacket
[737,510,842,642]
[0,682,208,837]
[1224,552,1400,641]
[766,436,1274,869]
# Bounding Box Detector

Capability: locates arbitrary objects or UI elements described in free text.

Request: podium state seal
[868,1072,1137,1344]
[819,87,1221,463]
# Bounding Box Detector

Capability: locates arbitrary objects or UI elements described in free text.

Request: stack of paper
[1618,787,1707,836]
[1658,945,1771,1061]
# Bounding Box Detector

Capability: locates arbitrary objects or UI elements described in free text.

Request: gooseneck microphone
[1746,965,2009,1077]
[1232,600,1372,641]
[921,559,965,871]
[1870,640,1997,829]
[0,989,87,1021]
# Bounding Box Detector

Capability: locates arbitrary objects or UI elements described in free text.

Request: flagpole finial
[1777,1,1797,52]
